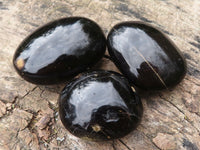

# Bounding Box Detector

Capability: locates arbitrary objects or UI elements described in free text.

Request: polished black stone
[59,71,143,141]
[107,22,187,90]
[13,17,106,84]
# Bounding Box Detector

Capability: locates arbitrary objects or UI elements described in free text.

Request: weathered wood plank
[0,0,199,149]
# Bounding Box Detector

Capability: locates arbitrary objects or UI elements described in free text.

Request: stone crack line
[136,128,161,150]
[118,139,132,150]
[38,86,57,112]
[112,140,117,150]
[151,139,162,150]
[21,86,38,99]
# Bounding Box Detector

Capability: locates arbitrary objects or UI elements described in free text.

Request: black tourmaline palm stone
[13,17,106,84]
[107,22,187,90]
[59,71,143,141]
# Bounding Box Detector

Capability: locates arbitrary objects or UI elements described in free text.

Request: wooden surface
[0,0,200,149]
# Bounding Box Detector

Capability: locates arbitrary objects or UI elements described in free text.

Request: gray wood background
[0,0,200,149]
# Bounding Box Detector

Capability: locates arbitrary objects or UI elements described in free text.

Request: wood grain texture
[0,0,199,149]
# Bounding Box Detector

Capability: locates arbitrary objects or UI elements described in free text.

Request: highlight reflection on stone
[13,17,106,84]
[59,71,143,141]
[107,22,187,90]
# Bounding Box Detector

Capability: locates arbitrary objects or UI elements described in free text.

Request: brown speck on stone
[94,74,98,77]
[92,124,101,132]
[131,86,136,92]
[16,58,24,70]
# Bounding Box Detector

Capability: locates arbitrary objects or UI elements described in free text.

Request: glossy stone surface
[13,17,106,84]
[107,22,187,90]
[59,71,143,141]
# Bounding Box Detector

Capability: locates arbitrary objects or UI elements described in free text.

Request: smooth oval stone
[13,17,106,84]
[107,22,187,90]
[59,71,143,141]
